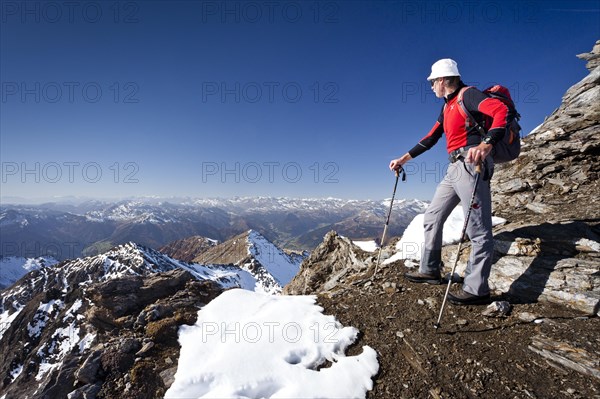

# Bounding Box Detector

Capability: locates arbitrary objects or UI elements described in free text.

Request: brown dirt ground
[317,260,600,399]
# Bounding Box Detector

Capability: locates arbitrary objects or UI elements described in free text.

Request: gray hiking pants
[420,157,494,296]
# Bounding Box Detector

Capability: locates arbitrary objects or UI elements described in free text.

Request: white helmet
[427,58,460,81]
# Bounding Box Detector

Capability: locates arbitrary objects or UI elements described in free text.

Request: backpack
[456,85,522,163]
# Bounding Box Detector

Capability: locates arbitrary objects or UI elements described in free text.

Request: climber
[389,58,510,305]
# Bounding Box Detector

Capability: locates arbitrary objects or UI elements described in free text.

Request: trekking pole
[434,163,482,329]
[369,167,405,282]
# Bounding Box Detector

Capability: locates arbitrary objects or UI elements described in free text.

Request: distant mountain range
[0,197,428,260]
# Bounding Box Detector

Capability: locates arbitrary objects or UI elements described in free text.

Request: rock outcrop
[66,270,222,399]
[283,231,375,295]
[437,220,600,315]
[491,40,600,222]
[483,40,600,315]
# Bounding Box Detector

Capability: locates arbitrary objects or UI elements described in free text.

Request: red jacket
[409,83,510,157]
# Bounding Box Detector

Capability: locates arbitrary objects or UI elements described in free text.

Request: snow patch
[0,306,24,340]
[385,206,506,263]
[27,300,65,338]
[353,240,378,252]
[10,364,24,381]
[166,289,378,399]
[78,332,96,352]
[63,299,83,322]
[35,320,82,382]
[180,262,257,291]
[528,122,544,136]
[35,360,60,382]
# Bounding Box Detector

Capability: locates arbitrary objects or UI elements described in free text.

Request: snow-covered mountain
[0,256,58,290]
[193,230,305,294]
[1,197,428,260]
[0,242,252,338]
[0,237,299,398]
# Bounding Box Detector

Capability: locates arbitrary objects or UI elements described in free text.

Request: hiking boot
[404,271,442,285]
[448,288,490,305]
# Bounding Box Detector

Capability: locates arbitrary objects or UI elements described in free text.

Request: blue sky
[1,0,599,202]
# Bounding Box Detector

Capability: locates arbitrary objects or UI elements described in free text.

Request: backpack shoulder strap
[456,86,474,122]
[457,86,486,136]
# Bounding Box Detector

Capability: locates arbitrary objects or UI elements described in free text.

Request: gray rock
[75,351,102,385]
[494,238,541,256]
[147,303,170,321]
[67,383,102,399]
[491,41,599,224]
[135,341,155,356]
[424,297,437,308]
[541,165,564,176]
[482,301,512,317]
[160,366,178,389]
[484,217,600,316]
[525,202,550,214]
[120,338,141,354]
[517,312,540,323]
[283,232,374,295]
[496,178,528,194]
[576,40,600,71]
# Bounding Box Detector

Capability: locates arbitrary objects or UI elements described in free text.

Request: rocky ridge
[194,230,305,294]
[283,231,376,295]
[483,40,600,315]
[159,235,218,262]
[0,243,256,399]
[491,40,600,222]
[285,229,600,398]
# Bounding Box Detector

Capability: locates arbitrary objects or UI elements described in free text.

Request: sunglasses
[430,78,440,87]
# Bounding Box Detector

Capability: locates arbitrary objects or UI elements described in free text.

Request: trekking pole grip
[475,162,482,174]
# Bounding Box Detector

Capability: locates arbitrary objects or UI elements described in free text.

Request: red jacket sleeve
[408,120,444,158]
[478,97,510,143]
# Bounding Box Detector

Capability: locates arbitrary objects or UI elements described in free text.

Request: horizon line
[0,195,429,205]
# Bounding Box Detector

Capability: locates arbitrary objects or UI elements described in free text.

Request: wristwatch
[482,136,493,145]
